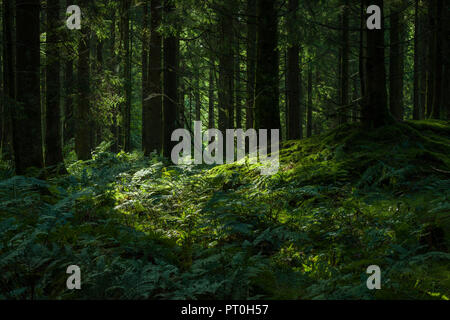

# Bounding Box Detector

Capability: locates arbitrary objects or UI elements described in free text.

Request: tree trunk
[287,0,302,139]
[208,64,215,129]
[235,37,242,129]
[45,0,65,171]
[431,0,443,119]
[94,40,104,145]
[143,0,163,155]
[246,0,257,130]
[389,4,404,120]
[352,78,359,122]
[218,3,234,133]
[195,68,200,121]
[141,0,149,152]
[339,0,350,125]
[121,0,132,151]
[255,0,280,131]
[1,0,14,159]
[75,0,91,161]
[179,59,186,128]
[362,0,391,129]
[64,60,74,144]
[307,65,313,138]
[0,41,2,155]
[419,4,428,120]
[413,0,420,120]
[425,0,435,118]
[162,0,178,158]
[109,13,120,153]
[359,1,367,101]
[13,0,43,173]
[444,0,450,120]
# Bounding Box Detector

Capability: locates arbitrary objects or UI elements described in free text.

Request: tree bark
[208,64,216,129]
[362,0,391,129]
[307,66,313,138]
[218,2,234,132]
[339,0,350,125]
[64,60,74,144]
[141,0,149,152]
[13,0,43,173]
[443,0,450,120]
[389,4,404,120]
[255,0,280,131]
[121,0,132,151]
[359,1,367,101]
[195,67,201,121]
[179,59,186,128]
[162,0,179,158]
[75,0,91,161]
[109,13,120,153]
[413,0,420,120]
[425,0,435,118]
[45,0,65,171]
[235,37,242,129]
[287,0,302,139]
[419,4,428,120]
[143,0,163,155]
[431,0,443,119]
[246,0,257,130]
[1,0,14,159]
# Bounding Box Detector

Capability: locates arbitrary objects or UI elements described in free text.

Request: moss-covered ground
[1,120,449,299]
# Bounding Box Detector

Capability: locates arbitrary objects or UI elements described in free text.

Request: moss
[2,121,449,300]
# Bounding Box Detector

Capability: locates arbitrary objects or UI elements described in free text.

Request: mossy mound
[202,121,450,299]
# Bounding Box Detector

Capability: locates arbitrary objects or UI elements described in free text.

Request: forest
[0,0,449,300]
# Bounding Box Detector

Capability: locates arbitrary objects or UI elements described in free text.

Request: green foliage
[0,121,449,299]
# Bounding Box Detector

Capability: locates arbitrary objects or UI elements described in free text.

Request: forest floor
[0,120,449,299]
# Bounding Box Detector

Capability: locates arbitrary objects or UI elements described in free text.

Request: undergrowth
[0,121,449,300]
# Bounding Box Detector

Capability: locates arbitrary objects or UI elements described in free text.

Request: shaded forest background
[0,0,449,300]
[0,0,449,171]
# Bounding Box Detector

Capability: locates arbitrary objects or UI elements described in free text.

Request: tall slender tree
[64,55,75,144]
[359,1,367,103]
[246,0,257,130]
[218,2,235,133]
[307,65,313,138]
[45,0,65,171]
[254,0,280,131]
[110,12,120,153]
[412,0,420,120]
[194,66,201,121]
[339,0,350,124]
[425,0,435,118]
[75,0,91,160]
[13,0,43,173]
[361,0,392,129]
[1,0,14,158]
[444,0,450,120]
[143,0,163,155]
[121,0,132,151]
[142,0,149,150]
[208,64,215,129]
[418,2,428,120]
[235,37,242,129]
[430,0,443,119]
[163,0,179,157]
[287,0,302,140]
[389,2,404,120]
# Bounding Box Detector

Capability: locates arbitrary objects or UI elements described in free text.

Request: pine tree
[45,0,66,171]
[13,0,43,173]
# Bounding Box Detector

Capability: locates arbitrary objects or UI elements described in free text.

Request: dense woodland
[0,0,449,299]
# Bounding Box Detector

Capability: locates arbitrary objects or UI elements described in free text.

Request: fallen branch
[431,166,450,174]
